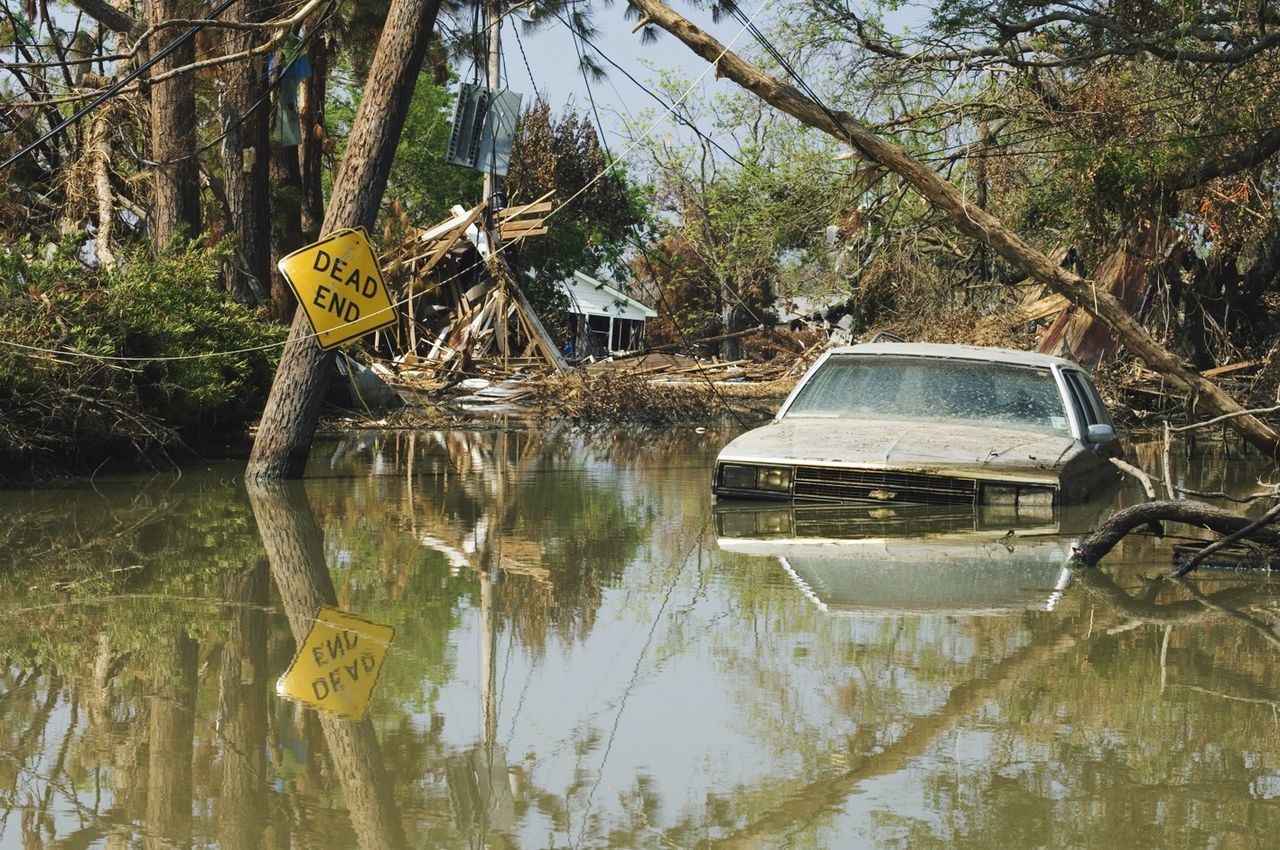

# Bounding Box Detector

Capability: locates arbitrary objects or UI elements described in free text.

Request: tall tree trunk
[268,146,304,323]
[721,291,740,360]
[148,0,202,251]
[298,36,329,234]
[220,0,271,304]
[247,0,444,480]
[628,0,1280,457]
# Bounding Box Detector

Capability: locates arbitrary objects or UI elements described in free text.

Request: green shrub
[0,238,284,477]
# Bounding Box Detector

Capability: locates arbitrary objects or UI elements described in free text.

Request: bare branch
[1175,501,1280,576]
[1070,500,1280,568]
[68,0,140,38]
[1169,403,1280,433]
[1110,457,1156,500]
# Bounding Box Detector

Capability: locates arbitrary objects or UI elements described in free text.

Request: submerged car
[713,343,1120,507]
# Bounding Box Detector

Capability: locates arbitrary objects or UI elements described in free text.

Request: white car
[713,343,1121,507]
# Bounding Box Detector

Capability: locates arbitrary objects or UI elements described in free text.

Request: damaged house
[558,272,657,358]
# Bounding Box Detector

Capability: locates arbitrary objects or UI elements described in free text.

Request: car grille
[791,504,979,536]
[791,466,977,505]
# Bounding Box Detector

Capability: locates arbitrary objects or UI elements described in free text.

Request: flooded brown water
[1,426,1279,848]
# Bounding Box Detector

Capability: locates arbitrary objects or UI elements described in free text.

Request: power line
[0,0,242,173]
[510,15,539,94]
[567,2,611,160]
[549,7,747,169]
[0,4,771,368]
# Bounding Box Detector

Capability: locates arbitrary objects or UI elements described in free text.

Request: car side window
[1062,370,1111,432]
[1077,373,1114,428]
[1062,373,1095,425]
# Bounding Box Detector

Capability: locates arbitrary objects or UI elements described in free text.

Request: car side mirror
[1087,424,1117,445]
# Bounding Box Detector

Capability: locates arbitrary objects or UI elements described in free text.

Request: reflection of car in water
[713,343,1122,507]
[715,500,1112,614]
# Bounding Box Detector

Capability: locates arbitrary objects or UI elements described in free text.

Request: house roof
[558,272,657,321]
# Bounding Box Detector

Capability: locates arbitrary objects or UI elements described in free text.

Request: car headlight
[718,463,793,494]
[1016,487,1054,507]
[983,485,1018,505]
[720,463,758,490]
[756,466,792,493]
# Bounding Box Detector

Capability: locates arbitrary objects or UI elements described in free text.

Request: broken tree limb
[1174,501,1280,576]
[1174,487,1279,503]
[1109,457,1156,500]
[88,105,116,271]
[1069,499,1280,568]
[69,0,141,38]
[1169,402,1280,433]
[628,0,1280,457]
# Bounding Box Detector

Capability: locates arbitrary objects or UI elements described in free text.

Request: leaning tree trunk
[220,0,271,305]
[147,0,201,251]
[246,0,444,480]
[628,0,1280,457]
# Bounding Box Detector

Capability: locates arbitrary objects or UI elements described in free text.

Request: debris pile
[384,195,565,381]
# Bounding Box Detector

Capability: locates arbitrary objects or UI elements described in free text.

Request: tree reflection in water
[1,428,1279,848]
[247,480,407,850]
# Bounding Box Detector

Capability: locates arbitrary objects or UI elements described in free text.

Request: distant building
[557,272,657,357]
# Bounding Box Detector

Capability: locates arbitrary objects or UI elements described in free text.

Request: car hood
[717,417,1080,480]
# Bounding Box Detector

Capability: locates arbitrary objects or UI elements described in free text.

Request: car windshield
[784,355,1071,436]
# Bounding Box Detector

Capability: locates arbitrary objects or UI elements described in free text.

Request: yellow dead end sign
[277,606,395,720]
[278,227,396,349]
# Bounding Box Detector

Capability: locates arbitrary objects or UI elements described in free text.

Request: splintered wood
[391,194,565,378]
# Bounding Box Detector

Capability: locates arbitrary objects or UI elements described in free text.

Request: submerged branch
[1069,499,1280,574]
[1109,457,1156,499]
[1174,502,1280,576]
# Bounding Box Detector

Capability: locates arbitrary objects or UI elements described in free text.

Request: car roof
[826,342,1080,370]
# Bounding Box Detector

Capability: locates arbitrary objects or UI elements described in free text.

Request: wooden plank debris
[1038,227,1164,367]
[383,195,567,381]
[1200,359,1263,378]
[498,200,553,219]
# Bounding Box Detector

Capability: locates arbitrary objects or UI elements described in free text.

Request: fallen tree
[627,0,1280,457]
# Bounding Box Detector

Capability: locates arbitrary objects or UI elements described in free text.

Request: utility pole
[482,0,502,202]
[246,0,443,480]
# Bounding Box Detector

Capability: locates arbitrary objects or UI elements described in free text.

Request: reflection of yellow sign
[277,606,395,720]
[278,228,396,349]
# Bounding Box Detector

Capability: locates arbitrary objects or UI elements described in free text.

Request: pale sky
[485,2,776,150]
[485,2,928,162]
